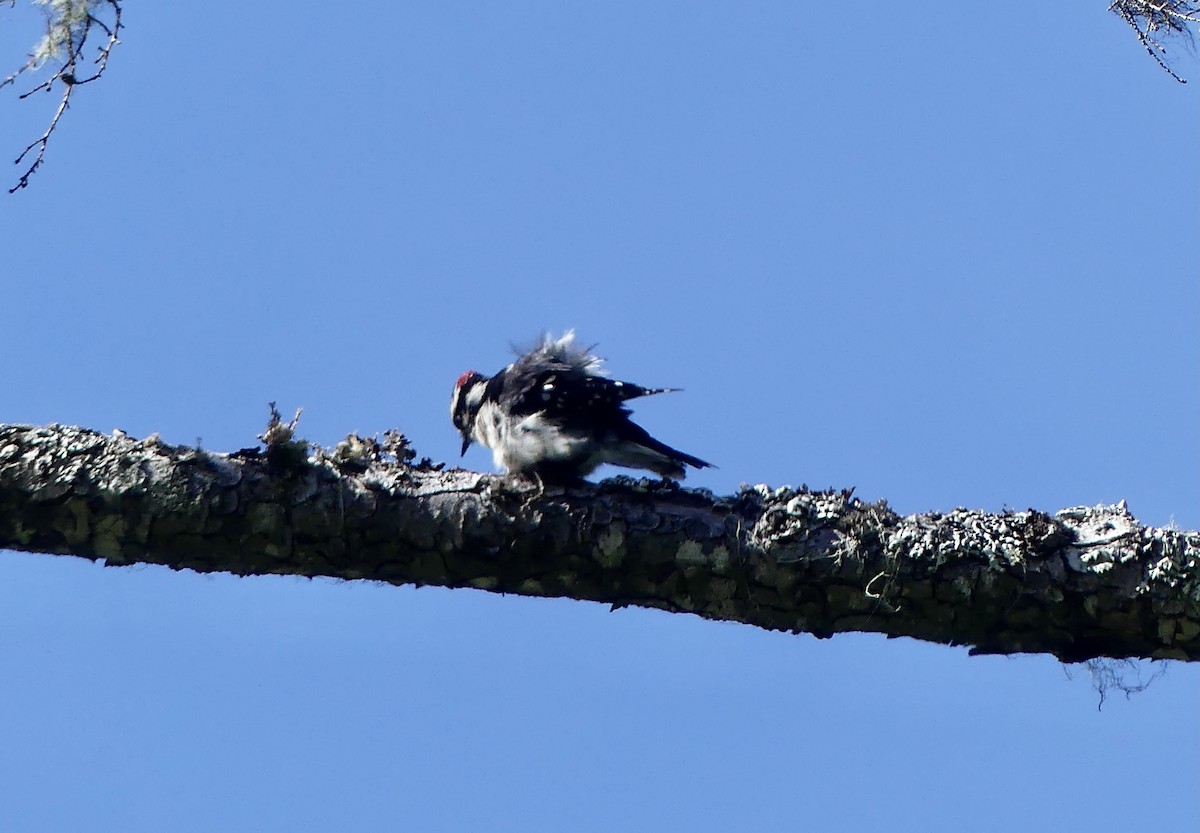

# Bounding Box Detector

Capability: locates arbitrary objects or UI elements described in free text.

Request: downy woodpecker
[450,332,712,481]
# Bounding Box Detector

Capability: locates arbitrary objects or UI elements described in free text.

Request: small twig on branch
[1110,0,1200,82]
[5,0,124,193]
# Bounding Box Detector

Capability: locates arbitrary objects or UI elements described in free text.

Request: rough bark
[1,423,1197,661]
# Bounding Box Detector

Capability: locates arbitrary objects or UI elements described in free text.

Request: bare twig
[5,0,124,192]
[1110,0,1200,82]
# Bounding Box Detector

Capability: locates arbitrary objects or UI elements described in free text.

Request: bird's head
[450,370,486,456]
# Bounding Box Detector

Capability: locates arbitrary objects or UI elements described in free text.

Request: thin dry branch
[4,0,123,192]
[2,423,1198,662]
[1110,0,1200,82]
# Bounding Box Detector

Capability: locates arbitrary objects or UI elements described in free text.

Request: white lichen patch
[403,470,485,497]
[746,483,795,501]
[332,433,379,466]
[1138,526,1200,601]
[259,405,304,447]
[886,508,1031,572]
[784,490,849,521]
[741,486,850,562]
[1057,501,1138,547]
[1058,501,1141,575]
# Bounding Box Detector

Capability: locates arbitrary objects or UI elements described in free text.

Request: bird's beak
[460,435,472,456]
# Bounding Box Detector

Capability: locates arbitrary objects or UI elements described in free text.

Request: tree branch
[1,423,1197,661]
[1110,0,1200,82]
[4,0,123,192]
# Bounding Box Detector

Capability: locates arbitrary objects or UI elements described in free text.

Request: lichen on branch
[2,422,1198,662]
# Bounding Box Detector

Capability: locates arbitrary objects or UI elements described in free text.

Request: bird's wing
[503,365,663,422]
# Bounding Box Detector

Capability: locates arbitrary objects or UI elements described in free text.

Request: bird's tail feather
[609,424,713,480]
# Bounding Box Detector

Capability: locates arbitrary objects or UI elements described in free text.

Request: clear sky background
[1,3,1197,831]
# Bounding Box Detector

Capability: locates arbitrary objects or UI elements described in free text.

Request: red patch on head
[455,371,478,389]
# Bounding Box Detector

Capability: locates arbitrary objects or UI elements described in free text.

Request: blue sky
[1,3,1197,831]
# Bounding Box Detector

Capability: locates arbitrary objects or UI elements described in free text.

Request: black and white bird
[450,332,712,481]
